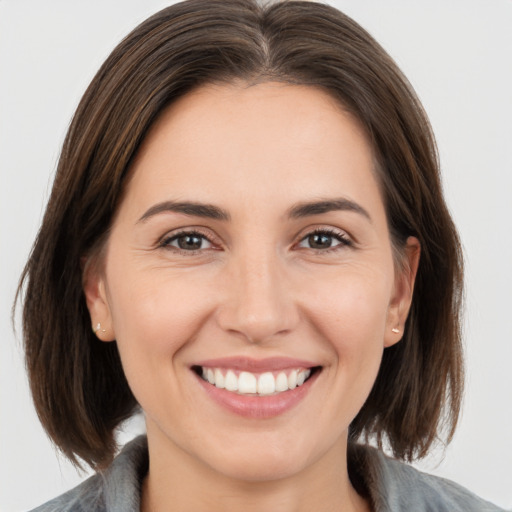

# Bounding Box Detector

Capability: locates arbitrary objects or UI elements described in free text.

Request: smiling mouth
[192,366,321,396]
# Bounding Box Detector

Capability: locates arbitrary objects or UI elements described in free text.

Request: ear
[82,257,115,342]
[384,236,421,348]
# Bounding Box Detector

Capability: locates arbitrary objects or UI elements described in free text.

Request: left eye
[163,232,213,251]
[297,230,350,250]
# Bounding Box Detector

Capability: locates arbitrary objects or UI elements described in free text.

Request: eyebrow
[138,201,231,223]
[287,198,372,222]
[138,197,371,223]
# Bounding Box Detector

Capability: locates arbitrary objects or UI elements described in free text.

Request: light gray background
[1,1,511,510]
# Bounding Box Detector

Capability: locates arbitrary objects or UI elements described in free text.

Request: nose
[216,249,300,344]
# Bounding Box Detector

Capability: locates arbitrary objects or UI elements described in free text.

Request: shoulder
[349,444,506,512]
[29,474,105,512]
[29,436,148,512]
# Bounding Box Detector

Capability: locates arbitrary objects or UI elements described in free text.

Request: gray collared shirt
[30,435,506,511]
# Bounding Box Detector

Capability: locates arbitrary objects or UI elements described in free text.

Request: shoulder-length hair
[17,0,464,470]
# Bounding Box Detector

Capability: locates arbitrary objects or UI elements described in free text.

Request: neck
[141,424,370,512]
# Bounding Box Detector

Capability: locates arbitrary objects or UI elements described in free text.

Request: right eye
[160,230,215,253]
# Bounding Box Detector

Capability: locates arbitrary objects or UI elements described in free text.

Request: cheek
[304,269,391,396]
[103,264,219,418]
[304,266,392,346]
[105,260,217,362]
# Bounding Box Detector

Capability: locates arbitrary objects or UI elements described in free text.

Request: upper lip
[193,357,320,372]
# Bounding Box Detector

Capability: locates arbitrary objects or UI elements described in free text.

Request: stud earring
[93,322,107,334]
[391,327,400,334]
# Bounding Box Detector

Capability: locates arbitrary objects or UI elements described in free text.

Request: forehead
[146,82,364,148]
[122,81,383,222]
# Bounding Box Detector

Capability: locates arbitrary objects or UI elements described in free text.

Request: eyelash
[159,227,353,256]
[298,228,353,253]
[159,229,216,256]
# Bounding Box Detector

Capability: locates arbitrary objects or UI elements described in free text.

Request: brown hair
[17,0,464,469]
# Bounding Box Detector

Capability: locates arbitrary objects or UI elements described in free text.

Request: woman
[15,0,506,510]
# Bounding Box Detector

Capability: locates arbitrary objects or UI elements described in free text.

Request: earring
[93,322,107,334]
[391,327,400,334]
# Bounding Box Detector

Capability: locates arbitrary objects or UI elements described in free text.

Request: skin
[84,82,419,512]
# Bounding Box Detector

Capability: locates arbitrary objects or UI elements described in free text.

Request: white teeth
[287,370,298,389]
[200,367,314,395]
[257,372,276,395]
[225,370,238,392]
[297,369,309,386]
[275,372,288,392]
[214,368,225,389]
[238,371,257,394]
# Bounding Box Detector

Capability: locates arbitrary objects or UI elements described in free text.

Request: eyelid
[156,225,353,255]
[294,226,354,251]
[158,227,221,253]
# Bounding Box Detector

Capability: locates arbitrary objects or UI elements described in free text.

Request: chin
[209,451,308,483]
[195,430,329,484]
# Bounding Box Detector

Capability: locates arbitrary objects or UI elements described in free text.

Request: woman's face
[85,82,418,481]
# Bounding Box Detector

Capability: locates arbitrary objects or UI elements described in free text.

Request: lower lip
[195,370,320,419]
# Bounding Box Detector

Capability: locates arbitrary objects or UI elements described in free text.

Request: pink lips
[192,357,320,419]
[195,356,317,372]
